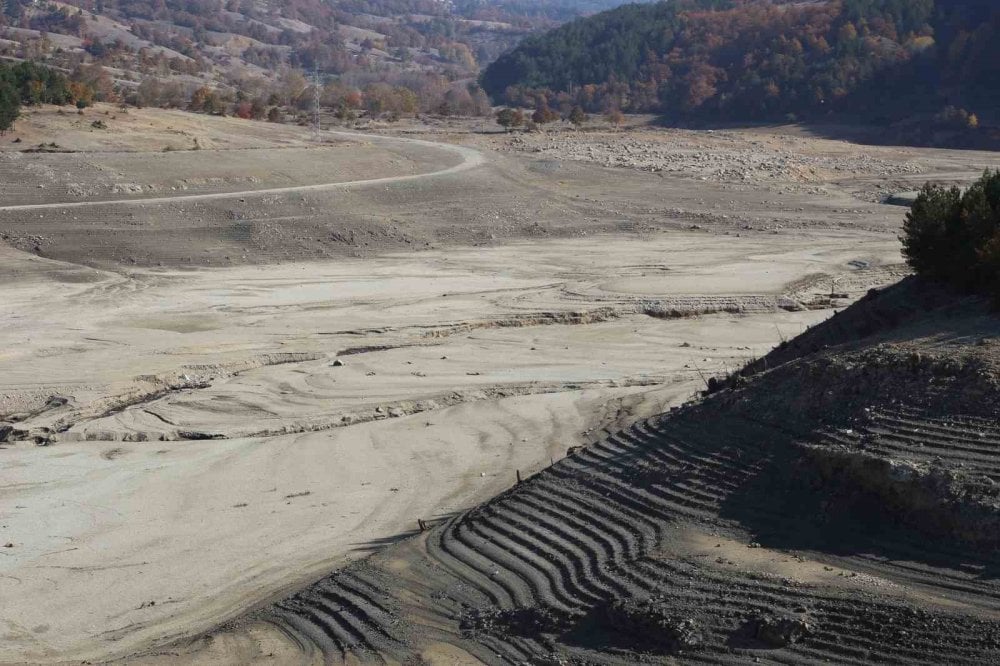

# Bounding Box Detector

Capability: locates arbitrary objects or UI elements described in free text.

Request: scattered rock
[598,597,704,653]
[461,605,576,639]
[747,613,812,647]
[176,431,223,440]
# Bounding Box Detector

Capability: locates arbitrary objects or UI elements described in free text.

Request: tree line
[0,57,493,132]
[0,61,100,133]
[480,0,999,130]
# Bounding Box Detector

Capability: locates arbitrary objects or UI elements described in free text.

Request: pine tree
[0,79,19,134]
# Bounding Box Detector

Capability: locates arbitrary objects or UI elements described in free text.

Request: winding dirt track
[0,131,485,212]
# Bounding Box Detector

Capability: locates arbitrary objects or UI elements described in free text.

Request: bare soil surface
[1,109,998,664]
[1,232,894,664]
[3,110,993,269]
[168,280,1000,666]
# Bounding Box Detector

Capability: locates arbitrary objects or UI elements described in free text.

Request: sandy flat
[0,229,899,663]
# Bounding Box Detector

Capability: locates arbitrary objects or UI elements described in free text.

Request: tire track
[251,394,1000,664]
[213,282,1000,664]
[0,131,485,213]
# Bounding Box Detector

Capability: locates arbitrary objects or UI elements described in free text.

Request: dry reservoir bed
[0,230,901,663]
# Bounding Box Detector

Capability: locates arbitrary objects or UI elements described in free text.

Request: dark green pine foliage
[480,2,693,96]
[0,61,75,133]
[0,66,19,134]
[903,171,1000,299]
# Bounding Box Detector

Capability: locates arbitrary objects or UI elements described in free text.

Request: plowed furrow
[450,520,553,608]
[546,461,685,524]
[464,517,581,610]
[500,500,621,599]
[476,507,605,604]
[314,585,401,650]
[267,610,333,662]
[420,527,505,609]
[806,630,972,664]
[505,493,635,596]
[283,605,354,660]
[308,596,385,659]
[867,429,1000,462]
[521,482,649,563]
[440,522,533,607]
[627,438,751,494]
[874,413,1000,444]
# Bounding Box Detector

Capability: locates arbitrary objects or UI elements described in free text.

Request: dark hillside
[482,0,1000,144]
[0,0,645,120]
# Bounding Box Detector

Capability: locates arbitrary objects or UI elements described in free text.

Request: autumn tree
[188,86,225,114]
[233,100,253,119]
[495,107,523,132]
[71,63,116,104]
[531,99,558,125]
[69,81,94,108]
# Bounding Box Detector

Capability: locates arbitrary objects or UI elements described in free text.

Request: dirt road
[0,130,485,212]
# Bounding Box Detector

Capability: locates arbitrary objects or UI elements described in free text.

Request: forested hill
[0,0,647,123]
[480,0,1000,129]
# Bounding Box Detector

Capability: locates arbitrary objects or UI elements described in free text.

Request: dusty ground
[217,278,1000,666]
[3,108,994,268]
[0,108,996,664]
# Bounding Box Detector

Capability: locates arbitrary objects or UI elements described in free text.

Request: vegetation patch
[902,170,1000,300]
[482,0,998,143]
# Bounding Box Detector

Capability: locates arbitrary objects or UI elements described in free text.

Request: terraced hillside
[145,277,1000,664]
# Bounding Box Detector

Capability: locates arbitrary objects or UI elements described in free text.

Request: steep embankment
[158,277,1000,664]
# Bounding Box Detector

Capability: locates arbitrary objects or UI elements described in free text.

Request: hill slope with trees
[0,0,646,122]
[481,0,999,141]
[0,61,91,133]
